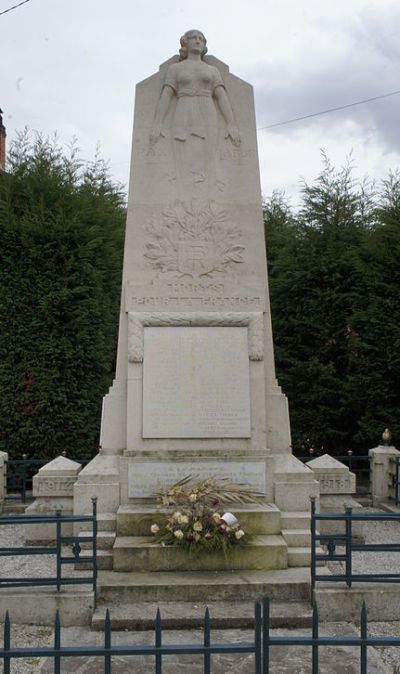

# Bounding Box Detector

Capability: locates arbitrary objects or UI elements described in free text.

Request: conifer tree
[0,132,125,461]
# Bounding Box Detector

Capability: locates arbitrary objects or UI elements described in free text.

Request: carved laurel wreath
[144,200,245,278]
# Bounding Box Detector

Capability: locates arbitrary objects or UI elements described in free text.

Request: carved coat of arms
[144,200,245,279]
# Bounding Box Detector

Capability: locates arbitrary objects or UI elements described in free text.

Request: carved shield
[177,241,216,277]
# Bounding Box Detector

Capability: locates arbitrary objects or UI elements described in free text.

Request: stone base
[318,495,364,542]
[24,498,74,544]
[0,588,94,626]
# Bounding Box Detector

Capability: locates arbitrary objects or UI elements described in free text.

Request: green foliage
[265,157,400,455]
[0,131,125,461]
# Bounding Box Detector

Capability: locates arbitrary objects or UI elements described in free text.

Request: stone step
[96,567,311,603]
[78,530,116,550]
[116,503,281,537]
[113,534,288,572]
[76,549,113,570]
[280,511,311,530]
[79,513,116,533]
[281,528,311,547]
[288,546,325,567]
[92,599,313,631]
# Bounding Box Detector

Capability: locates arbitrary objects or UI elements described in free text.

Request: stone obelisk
[74,30,317,523]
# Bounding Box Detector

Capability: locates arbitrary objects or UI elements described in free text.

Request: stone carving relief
[144,199,244,279]
[34,477,77,496]
[149,30,240,197]
[127,311,264,363]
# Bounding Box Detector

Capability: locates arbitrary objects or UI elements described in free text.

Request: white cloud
[0,0,399,202]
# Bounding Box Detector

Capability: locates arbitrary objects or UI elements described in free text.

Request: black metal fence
[4,457,48,502]
[0,498,97,592]
[2,596,400,673]
[3,453,88,503]
[389,456,400,506]
[311,497,400,589]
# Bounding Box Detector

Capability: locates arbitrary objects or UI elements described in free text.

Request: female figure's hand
[149,124,164,146]
[226,124,241,147]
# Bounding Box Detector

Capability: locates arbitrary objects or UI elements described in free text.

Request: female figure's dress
[163,60,225,197]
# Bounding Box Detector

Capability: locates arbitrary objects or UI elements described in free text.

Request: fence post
[3,611,10,674]
[0,451,8,513]
[204,607,211,674]
[155,608,162,674]
[312,602,319,674]
[310,496,316,592]
[345,504,353,588]
[54,610,61,674]
[56,507,62,592]
[263,595,270,674]
[105,609,111,674]
[360,602,368,674]
[21,454,28,503]
[91,496,98,596]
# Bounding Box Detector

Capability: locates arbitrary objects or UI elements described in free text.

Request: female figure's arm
[214,86,241,147]
[149,85,175,146]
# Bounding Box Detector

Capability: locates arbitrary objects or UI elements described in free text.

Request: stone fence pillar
[369,441,400,506]
[307,453,363,541]
[25,455,81,544]
[0,451,8,513]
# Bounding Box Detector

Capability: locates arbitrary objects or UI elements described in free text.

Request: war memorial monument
[69,30,318,583]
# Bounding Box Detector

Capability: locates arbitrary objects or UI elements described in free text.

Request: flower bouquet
[149,476,264,553]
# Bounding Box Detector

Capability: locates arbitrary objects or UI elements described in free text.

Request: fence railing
[0,497,97,592]
[3,453,88,503]
[4,457,48,503]
[2,596,400,673]
[311,497,400,589]
[389,456,400,506]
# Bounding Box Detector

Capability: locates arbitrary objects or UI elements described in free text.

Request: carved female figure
[150,30,240,196]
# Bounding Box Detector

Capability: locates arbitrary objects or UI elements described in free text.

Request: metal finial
[382,428,392,446]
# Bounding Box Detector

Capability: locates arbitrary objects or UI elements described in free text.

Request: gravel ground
[1,506,400,673]
[0,520,92,581]
[327,507,400,578]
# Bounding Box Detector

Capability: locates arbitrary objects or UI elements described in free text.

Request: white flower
[212,513,221,522]
[172,511,182,521]
[174,529,184,540]
[193,520,203,532]
[178,514,189,525]
[235,529,245,540]
[189,493,197,503]
[194,533,201,542]
[150,524,159,535]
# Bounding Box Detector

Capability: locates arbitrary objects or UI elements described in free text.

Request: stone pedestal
[25,455,81,544]
[0,451,8,513]
[307,453,363,540]
[369,443,400,506]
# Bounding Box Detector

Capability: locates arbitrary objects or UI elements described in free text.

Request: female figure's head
[179,29,207,60]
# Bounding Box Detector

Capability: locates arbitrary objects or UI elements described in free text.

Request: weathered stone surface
[26,455,82,543]
[72,30,318,578]
[128,459,266,497]
[113,534,287,572]
[142,326,251,438]
[369,443,400,505]
[307,453,356,494]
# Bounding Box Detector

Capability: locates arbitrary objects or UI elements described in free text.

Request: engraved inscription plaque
[142,327,251,438]
[128,461,265,498]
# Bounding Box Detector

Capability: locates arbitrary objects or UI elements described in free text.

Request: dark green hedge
[0,133,125,461]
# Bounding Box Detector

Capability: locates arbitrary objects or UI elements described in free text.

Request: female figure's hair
[179,29,208,61]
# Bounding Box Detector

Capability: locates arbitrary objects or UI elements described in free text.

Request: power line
[0,0,31,17]
[258,89,400,130]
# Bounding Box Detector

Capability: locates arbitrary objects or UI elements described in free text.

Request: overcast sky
[1,0,399,206]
